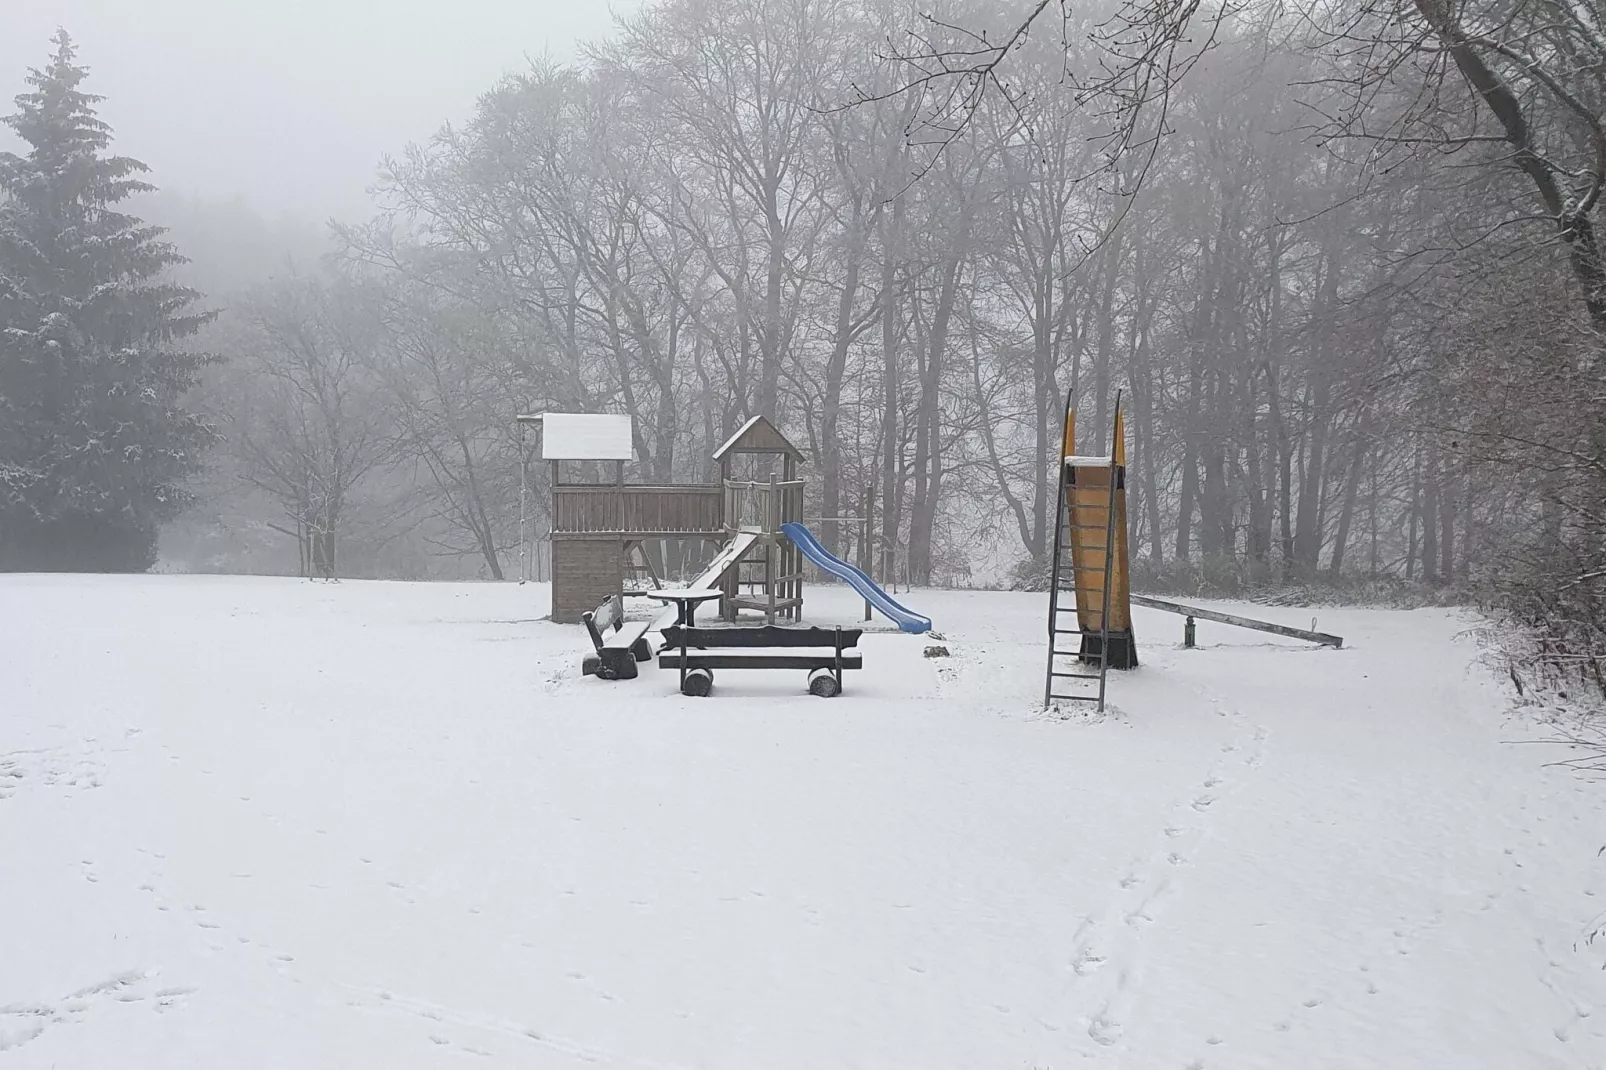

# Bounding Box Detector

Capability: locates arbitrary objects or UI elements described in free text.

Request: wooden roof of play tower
[712,415,805,463]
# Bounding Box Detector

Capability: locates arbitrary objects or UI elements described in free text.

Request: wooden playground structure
[1045,393,1343,712]
[518,413,808,625]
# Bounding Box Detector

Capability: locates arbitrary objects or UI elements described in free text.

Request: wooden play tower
[521,413,806,625]
[712,416,805,624]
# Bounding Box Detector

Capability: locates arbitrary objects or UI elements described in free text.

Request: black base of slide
[1080,630,1139,669]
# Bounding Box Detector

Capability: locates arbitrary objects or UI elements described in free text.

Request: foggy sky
[2,0,632,221]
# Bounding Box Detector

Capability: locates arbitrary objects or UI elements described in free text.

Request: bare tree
[221,276,395,579]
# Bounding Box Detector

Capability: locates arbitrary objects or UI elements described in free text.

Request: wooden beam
[1130,595,1344,648]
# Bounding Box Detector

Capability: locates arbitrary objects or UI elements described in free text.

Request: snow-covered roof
[711,415,804,461]
[540,413,634,460]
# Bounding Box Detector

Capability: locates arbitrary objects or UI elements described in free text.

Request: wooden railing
[552,484,723,535]
[550,479,806,537]
[724,478,805,534]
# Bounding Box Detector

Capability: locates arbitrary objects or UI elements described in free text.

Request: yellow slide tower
[1044,391,1138,709]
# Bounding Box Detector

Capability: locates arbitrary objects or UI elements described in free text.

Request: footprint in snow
[1071,949,1106,976]
[1088,1013,1122,1046]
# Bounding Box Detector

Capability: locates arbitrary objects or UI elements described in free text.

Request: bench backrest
[592,594,624,632]
[661,625,862,649]
[582,593,625,649]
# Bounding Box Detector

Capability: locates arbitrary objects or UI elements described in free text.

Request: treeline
[9,0,1606,689]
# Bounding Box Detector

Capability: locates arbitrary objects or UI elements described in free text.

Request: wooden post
[861,483,873,621]
[767,473,778,624]
[614,460,626,600]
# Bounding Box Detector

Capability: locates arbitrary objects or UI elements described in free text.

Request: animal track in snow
[0,747,106,800]
[0,970,193,1051]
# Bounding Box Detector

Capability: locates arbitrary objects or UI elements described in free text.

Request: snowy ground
[2,574,1605,1069]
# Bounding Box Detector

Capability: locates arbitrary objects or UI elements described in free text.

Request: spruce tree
[0,31,217,571]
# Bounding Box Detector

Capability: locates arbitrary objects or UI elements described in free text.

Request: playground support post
[519,424,529,584]
[863,484,874,621]
[804,514,873,622]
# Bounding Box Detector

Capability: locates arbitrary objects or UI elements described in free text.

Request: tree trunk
[820,210,869,555]
[1329,431,1367,576]
[908,255,960,586]
[1421,445,1440,584]
[879,203,902,584]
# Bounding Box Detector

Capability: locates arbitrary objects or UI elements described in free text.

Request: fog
[5,0,1606,701]
[2,0,630,220]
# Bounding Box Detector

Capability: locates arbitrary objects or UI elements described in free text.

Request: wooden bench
[658,625,863,697]
[581,594,654,680]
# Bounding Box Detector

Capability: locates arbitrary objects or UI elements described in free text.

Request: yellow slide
[1057,395,1138,670]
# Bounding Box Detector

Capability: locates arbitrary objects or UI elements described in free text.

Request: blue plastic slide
[780,522,932,634]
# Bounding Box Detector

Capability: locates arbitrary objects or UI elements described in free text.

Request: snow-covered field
[2,574,1604,1068]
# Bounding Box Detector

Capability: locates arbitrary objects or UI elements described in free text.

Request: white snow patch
[1,574,1603,1067]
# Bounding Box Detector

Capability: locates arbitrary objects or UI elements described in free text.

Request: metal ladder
[1043,453,1120,711]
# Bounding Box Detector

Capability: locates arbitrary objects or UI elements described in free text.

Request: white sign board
[541,413,634,460]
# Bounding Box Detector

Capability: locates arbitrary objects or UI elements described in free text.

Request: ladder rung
[1051,671,1105,679]
[1048,693,1102,702]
